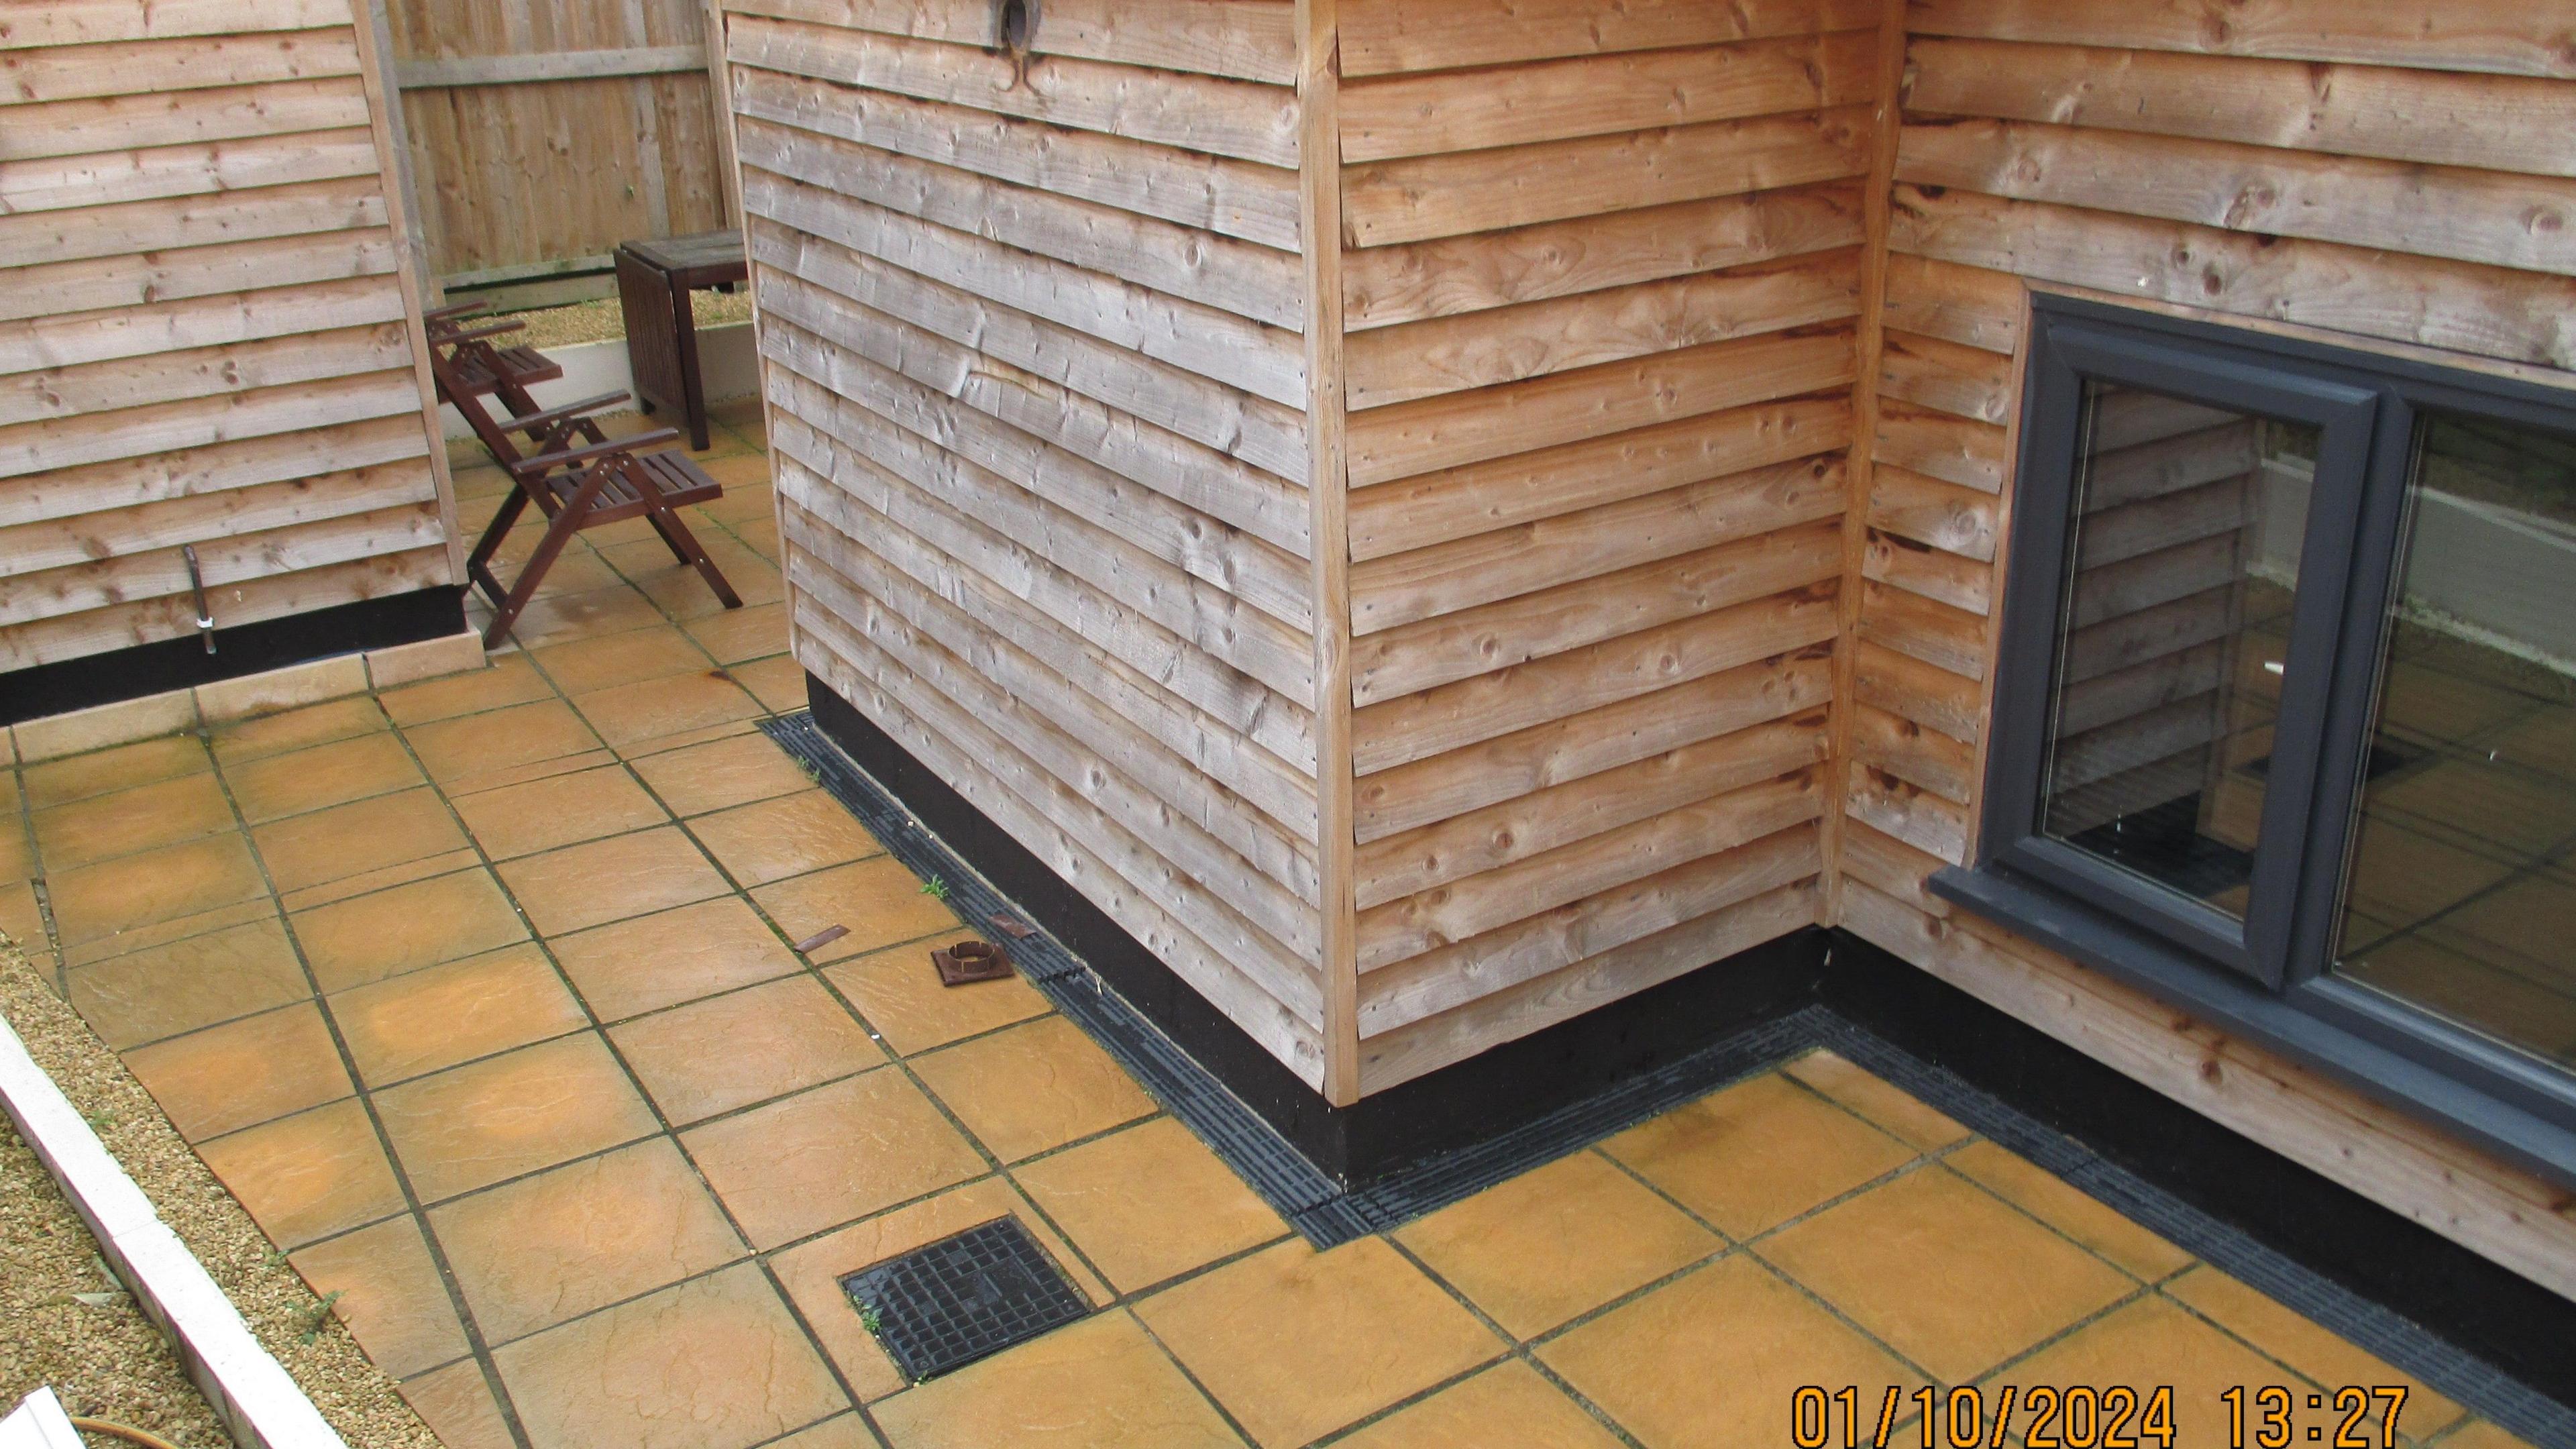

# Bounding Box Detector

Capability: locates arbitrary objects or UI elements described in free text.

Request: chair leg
[645,505,695,565]
[635,469,743,610]
[484,468,609,648]
[465,486,532,610]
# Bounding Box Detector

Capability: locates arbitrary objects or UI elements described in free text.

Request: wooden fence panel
[382,0,733,297]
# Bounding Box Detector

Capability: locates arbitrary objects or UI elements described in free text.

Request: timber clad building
[720,0,2576,1340]
[6,0,2575,1387]
[1,0,468,719]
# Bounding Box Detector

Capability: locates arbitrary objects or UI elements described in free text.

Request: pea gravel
[1,1093,225,1445]
[0,945,444,1449]
[502,287,755,350]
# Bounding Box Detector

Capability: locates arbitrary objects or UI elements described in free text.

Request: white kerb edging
[1,1388,83,1449]
[0,1012,352,1449]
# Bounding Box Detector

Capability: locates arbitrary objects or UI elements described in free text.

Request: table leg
[614,247,669,420]
[671,274,710,451]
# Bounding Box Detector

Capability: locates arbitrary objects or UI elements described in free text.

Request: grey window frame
[1931,294,2576,1189]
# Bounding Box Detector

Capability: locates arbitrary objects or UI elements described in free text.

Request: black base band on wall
[798,676,1823,1184]
[1,586,466,727]
[1823,934,2576,1421]
[776,681,2576,1437]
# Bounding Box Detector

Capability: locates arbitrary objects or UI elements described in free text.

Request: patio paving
[0,397,2536,1449]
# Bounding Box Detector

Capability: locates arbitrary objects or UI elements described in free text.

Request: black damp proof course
[762,712,2576,1446]
[0,585,466,726]
[841,1218,1090,1383]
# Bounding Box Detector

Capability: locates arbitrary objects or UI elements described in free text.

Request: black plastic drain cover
[840,1218,1089,1381]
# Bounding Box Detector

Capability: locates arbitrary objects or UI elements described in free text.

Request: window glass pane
[2037,382,2323,919]
[2334,413,2576,1070]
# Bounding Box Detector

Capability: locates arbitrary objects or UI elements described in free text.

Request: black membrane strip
[764,712,2575,1446]
[764,713,1342,1218]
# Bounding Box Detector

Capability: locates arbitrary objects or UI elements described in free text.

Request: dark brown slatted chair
[425,302,566,408]
[429,341,741,648]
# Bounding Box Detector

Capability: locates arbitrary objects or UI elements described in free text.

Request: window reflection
[2037,382,2320,920]
[2335,413,2576,1070]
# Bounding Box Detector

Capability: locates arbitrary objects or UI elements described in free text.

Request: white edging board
[0,1014,351,1449]
[0,1388,83,1449]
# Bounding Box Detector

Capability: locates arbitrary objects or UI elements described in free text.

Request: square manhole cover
[839,1217,1090,1381]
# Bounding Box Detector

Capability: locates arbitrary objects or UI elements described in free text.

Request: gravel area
[0,946,443,1449]
[505,287,757,350]
[1,1087,226,1444]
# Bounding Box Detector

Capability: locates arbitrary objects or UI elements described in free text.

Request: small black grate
[840,1218,1089,1383]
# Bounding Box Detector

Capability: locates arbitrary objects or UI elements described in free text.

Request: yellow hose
[69,1417,187,1449]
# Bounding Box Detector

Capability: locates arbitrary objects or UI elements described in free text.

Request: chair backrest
[423,301,488,339]
[427,343,537,471]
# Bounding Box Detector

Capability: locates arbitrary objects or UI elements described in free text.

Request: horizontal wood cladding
[727,0,1297,84]
[1347,330,1858,486]
[0,28,362,103]
[725,15,1300,168]
[794,601,1328,1086]
[1342,183,1864,331]
[1344,250,1863,409]
[1343,106,1873,247]
[1841,1,2576,882]
[1837,861,2576,1306]
[1823,0,2576,1299]
[728,62,1301,250]
[741,170,1303,409]
[1903,0,2576,80]
[1337,0,1878,77]
[733,0,1330,1083]
[1338,31,1878,162]
[1898,117,2576,278]
[1358,873,1823,1093]
[731,113,1303,330]
[1318,1,1873,1088]
[0,0,449,675]
[732,0,2576,1297]
[1,1,348,49]
[1903,38,2576,178]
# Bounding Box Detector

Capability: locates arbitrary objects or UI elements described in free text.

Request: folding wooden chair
[430,342,741,648]
[424,302,565,410]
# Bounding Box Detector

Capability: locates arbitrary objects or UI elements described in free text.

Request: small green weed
[920,875,950,902]
[297,1289,345,1344]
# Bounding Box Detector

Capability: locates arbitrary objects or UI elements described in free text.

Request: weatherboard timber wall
[1833,0,2576,1299]
[1334,0,1876,1093]
[0,0,458,677]
[731,0,1896,1102]
[722,0,1336,1090]
[731,0,2576,1291]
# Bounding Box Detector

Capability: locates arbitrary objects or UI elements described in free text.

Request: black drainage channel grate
[763,712,2576,1448]
[841,1217,1090,1383]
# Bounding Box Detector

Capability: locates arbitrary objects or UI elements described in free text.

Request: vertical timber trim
[1964,292,2036,861]
[1825,0,1913,925]
[702,0,745,227]
[1299,0,1361,1106]
[722,0,801,680]
[347,0,463,586]
[362,0,436,306]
